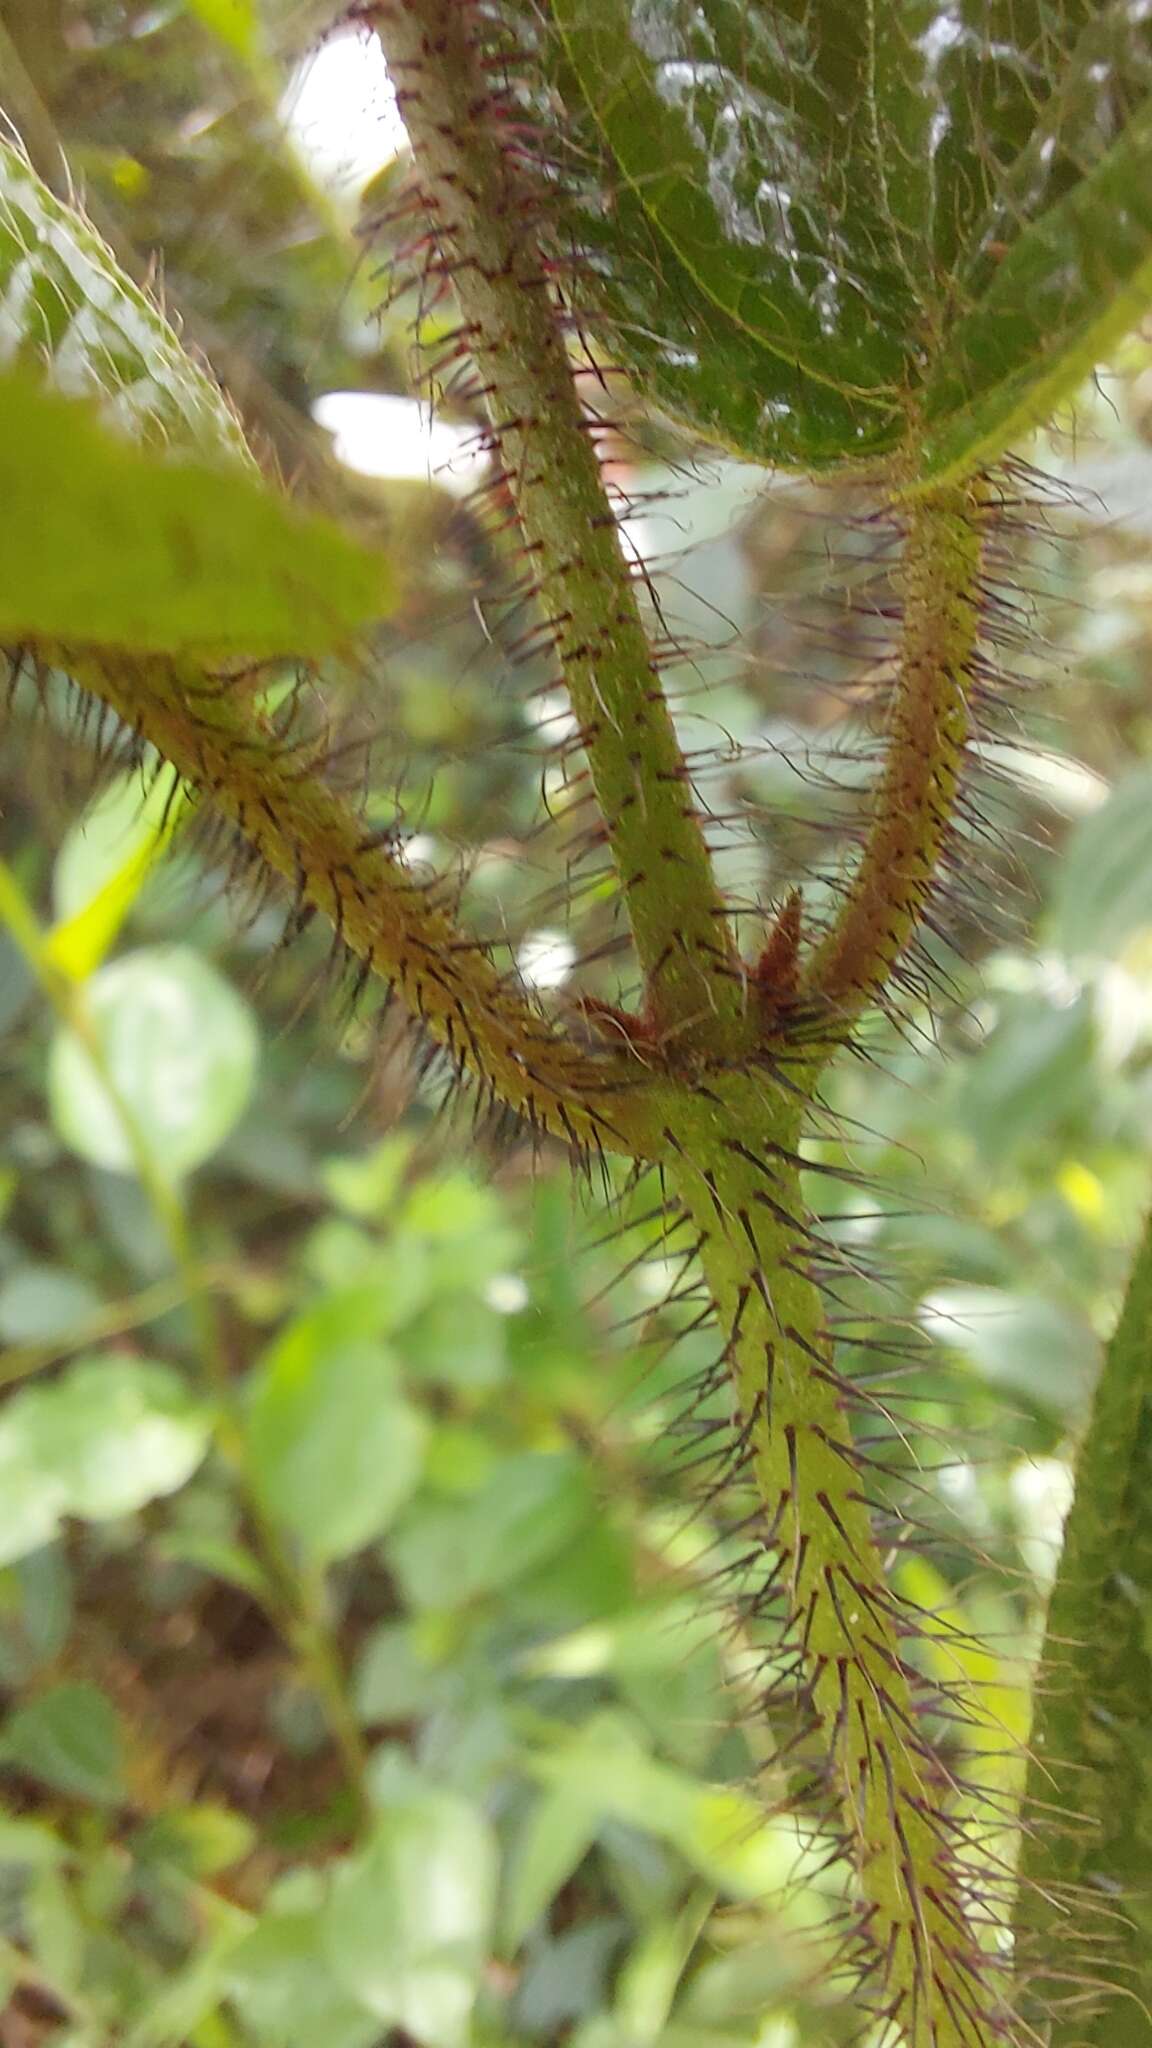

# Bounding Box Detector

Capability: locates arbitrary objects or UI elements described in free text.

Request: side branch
[24,646,652,1158]
[370,0,744,1057]
[805,481,984,1023]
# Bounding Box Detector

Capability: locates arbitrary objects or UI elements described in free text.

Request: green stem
[370,0,745,1057]
[40,646,651,1156]
[1015,1204,1152,2043]
[665,1072,1007,2048]
[805,481,984,1028]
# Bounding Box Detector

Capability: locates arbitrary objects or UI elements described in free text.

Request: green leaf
[2,1682,125,1804]
[48,767,187,982]
[135,1803,256,1879]
[921,34,1152,481]
[0,137,253,462]
[0,1354,211,1566]
[154,1531,275,1606]
[0,1815,68,1868]
[1016,1204,1152,2042]
[0,371,389,658]
[323,1787,498,2048]
[24,1354,211,1520]
[527,1711,806,1902]
[226,1902,377,2048]
[919,1285,1098,1416]
[503,1788,598,1947]
[403,1296,508,1391]
[353,1620,443,1724]
[537,0,1152,478]
[245,1298,427,1564]
[544,0,909,471]
[0,1265,102,1344]
[49,945,259,1179]
[386,1453,591,1609]
[24,1864,86,1993]
[1052,765,1152,962]
[321,1136,413,1220]
[185,0,259,60]
[126,1919,252,2048]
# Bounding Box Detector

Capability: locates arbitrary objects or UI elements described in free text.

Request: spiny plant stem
[37,646,650,1154]
[806,481,984,1023]
[1015,1202,1152,2043]
[370,0,745,1057]
[666,1074,1004,2048]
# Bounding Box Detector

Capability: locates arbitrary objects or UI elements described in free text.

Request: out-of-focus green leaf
[402,1171,522,1291]
[955,991,1098,1167]
[245,1298,426,1564]
[353,1619,443,1724]
[2,1682,124,1804]
[321,1136,412,1220]
[1052,765,1152,961]
[323,1785,498,2048]
[0,137,253,462]
[300,1222,433,1331]
[503,1787,598,1947]
[527,1711,798,1900]
[919,1285,1097,1416]
[154,1530,276,1606]
[24,1863,86,1993]
[49,945,259,1178]
[135,1803,256,1879]
[0,1815,68,1867]
[0,1265,102,1344]
[126,1918,252,2048]
[404,1296,508,1390]
[0,372,389,657]
[185,0,259,61]
[48,767,187,982]
[226,1898,378,2048]
[386,1452,591,1609]
[0,1354,211,1565]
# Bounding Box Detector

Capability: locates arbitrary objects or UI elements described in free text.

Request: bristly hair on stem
[361,4,1016,2042]
[8,4,1131,2041]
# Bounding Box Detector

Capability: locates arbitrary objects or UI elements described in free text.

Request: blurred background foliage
[3,4,1152,2045]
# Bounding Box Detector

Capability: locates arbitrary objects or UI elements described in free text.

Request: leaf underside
[541,0,1152,479]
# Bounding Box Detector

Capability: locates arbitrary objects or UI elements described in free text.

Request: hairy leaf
[0,136,252,462]
[539,0,1152,477]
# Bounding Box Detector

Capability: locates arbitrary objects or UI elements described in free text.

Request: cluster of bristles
[0,1,1119,2036]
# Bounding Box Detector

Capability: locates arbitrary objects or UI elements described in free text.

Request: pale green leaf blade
[245,1297,427,1565]
[0,136,252,462]
[0,1354,211,1565]
[1,1682,125,1805]
[324,1789,498,2048]
[48,945,259,1178]
[185,0,259,61]
[1051,764,1152,963]
[47,766,187,981]
[0,372,390,658]
[25,1355,212,1522]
